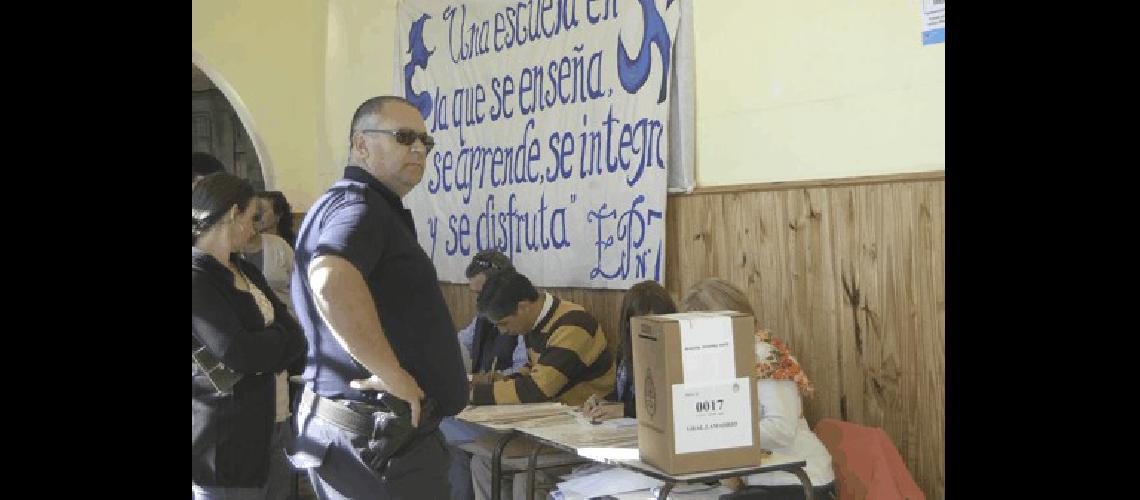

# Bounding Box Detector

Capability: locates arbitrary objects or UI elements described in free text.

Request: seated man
[471,269,614,406]
[459,250,528,377]
[469,269,615,499]
[442,250,528,500]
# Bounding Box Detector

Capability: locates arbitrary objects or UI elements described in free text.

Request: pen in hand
[582,394,623,424]
[581,394,604,424]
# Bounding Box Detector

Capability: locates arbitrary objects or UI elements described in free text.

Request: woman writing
[580,279,677,422]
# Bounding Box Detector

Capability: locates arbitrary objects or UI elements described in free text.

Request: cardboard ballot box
[631,311,761,475]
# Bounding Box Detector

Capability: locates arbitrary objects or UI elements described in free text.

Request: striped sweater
[471,296,615,406]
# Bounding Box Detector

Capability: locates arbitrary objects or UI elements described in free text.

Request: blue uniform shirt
[291,166,469,416]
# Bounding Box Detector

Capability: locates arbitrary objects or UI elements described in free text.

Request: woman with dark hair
[241,192,297,317]
[257,191,295,247]
[544,281,681,498]
[580,279,677,421]
[192,152,227,186]
[192,173,307,500]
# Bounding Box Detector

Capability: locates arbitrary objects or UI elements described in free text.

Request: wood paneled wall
[441,172,944,499]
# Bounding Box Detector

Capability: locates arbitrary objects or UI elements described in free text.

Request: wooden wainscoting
[445,171,944,499]
[664,172,945,500]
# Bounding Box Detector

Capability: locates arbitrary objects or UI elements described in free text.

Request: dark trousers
[719,482,835,500]
[302,415,452,500]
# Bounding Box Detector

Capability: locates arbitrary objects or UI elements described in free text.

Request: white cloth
[250,233,295,318]
[746,379,834,487]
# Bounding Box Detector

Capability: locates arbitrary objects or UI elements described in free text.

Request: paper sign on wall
[922,0,945,45]
[678,315,734,383]
[672,378,753,454]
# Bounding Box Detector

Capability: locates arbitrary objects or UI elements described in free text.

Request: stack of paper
[526,422,639,450]
[455,402,574,429]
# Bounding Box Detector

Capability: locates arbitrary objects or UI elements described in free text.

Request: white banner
[395,0,681,289]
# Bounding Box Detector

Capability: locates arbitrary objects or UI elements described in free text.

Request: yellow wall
[692,0,945,186]
[193,0,944,202]
[192,0,329,209]
[320,0,401,196]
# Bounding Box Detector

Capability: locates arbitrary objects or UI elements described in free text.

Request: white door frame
[192,51,276,190]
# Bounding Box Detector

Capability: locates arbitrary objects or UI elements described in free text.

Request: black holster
[359,393,440,475]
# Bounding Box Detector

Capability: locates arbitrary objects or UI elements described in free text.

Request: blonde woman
[681,278,835,500]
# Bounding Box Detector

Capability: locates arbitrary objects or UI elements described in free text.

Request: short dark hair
[193,172,254,245]
[348,96,419,149]
[476,269,539,321]
[192,152,227,181]
[465,249,513,278]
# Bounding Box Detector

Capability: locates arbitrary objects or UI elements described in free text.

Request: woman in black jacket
[192,173,307,500]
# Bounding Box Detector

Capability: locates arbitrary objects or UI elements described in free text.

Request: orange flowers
[753,328,815,398]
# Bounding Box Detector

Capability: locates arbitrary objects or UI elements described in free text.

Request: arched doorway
[192,55,274,190]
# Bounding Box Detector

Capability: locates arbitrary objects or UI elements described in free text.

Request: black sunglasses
[359,128,435,153]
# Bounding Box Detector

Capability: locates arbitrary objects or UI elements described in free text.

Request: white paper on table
[678,314,735,383]
[577,447,640,461]
[672,378,753,454]
[572,413,638,428]
[600,417,638,428]
[556,467,663,498]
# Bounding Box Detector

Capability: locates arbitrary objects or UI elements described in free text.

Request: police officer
[290,96,468,499]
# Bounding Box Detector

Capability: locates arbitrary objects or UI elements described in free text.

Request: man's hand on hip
[349,371,425,427]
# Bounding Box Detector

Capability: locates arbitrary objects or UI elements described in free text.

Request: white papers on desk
[600,417,638,428]
[555,466,731,499]
[525,422,639,449]
[454,402,574,429]
[572,412,639,428]
[577,446,639,461]
[556,466,662,498]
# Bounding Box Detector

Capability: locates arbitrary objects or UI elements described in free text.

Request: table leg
[525,441,546,499]
[491,430,520,500]
[789,466,815,500]
[657,481,676,500]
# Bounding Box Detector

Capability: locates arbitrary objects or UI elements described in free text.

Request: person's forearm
[308,255,405,383]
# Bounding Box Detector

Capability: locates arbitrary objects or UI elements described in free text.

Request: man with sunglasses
[290,96,467,499]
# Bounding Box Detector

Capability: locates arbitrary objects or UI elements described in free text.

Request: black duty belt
[301,385,382,436]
